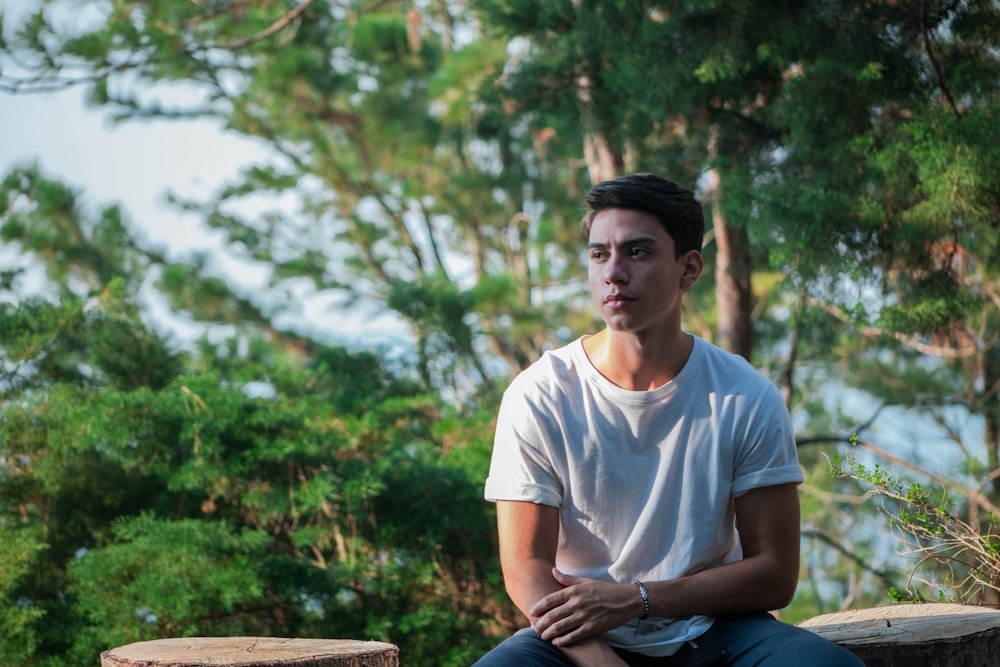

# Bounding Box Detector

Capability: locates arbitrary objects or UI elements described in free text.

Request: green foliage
[1,290,511,665]
[4,0,1000,660]
[0,528,47,664]
[0,213,513,666]
[67,515,271,659]
[834,452,1000,603]
[1,166,139,295]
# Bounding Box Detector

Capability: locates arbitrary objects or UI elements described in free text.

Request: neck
[583,328,693,391]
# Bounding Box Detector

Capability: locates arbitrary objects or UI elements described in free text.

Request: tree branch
[781,286,806,408]
[807,297,979,358]
[801,527,901,592]
[920,0,962,119]
[215,0,320,50]
[849,435,1000,519]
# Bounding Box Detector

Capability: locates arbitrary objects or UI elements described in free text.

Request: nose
[604,255,628,284]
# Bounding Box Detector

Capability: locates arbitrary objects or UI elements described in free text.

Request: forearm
[642,484,802,619]
[496,501,631,664]
[503,557,563,622]
[558,637,627,667]
[645,550,798,618]
[504,560,627,667]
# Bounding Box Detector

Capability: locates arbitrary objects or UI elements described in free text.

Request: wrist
[633,579,650,620]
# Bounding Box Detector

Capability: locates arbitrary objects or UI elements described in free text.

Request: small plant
[830,439,1000,604]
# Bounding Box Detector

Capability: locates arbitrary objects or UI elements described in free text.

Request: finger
[529,589,566,618]
[550,620,593,647]
[532,594,576,633]
[538,611,580,642]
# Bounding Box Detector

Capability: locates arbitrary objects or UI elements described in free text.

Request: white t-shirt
[484,335,803,657]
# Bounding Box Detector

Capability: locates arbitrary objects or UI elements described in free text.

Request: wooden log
[100,637,399,667]
[797,603,1000,667]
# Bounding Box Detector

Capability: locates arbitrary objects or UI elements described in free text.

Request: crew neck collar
[573,334,700,401]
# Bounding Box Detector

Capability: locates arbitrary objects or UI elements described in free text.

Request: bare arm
[532,483,801,646]
[646,482,801,616]
[496,500,630,667]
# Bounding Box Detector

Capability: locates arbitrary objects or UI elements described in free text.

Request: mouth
[604,294,634,305]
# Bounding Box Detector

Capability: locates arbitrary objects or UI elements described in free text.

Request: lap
[471,628,574,667]
[713,612,864,667]
[472,614,864,667]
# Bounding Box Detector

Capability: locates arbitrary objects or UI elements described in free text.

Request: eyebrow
[587,236,660,249]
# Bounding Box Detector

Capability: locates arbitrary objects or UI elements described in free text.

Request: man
[474,174,863,666]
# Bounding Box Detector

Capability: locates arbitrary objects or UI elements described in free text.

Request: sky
[1,86,269,256]
[0,3,263,252]
[0,1,410,348]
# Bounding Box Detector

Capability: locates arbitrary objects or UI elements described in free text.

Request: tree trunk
[797,603,1000,666]
[703,168,753,360]
[982,341,1000,503]
[101,637,399,667]
[577,68,624,185]
[582,129,624,185]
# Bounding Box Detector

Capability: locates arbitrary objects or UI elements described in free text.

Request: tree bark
[577,68,624,185]
[703,168,753,360]
[582,129,623,185]
[797,603,1000,666]
[982,341,1000,502]
[101,637,399,667]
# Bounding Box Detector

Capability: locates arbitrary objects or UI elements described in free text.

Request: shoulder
[505,339,587,397]
[692,338,774,384]
[688,338,785,406]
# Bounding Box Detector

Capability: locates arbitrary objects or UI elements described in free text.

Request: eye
[589,249,608,261]
[629,247,649,257]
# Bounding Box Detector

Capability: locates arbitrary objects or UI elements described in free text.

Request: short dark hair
[582,173,705,256]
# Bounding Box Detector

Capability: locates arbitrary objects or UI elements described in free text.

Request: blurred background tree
[0,167,509,666]
[2,0,999,664]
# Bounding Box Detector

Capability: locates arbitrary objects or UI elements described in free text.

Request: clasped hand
[529,568,640,647]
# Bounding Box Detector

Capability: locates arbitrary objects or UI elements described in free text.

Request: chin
[604,319,640,333]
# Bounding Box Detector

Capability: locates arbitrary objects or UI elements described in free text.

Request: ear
[679,251,704,290]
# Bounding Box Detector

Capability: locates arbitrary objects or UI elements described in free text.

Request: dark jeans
[472,612,865,667]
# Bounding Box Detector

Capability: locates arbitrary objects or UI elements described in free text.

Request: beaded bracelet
[633,579,650,620]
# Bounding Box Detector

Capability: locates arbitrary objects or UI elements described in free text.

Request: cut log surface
[100,637,399,667]
[797,603,1000,667]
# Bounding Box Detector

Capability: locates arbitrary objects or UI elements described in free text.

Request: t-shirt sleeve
[731,382,804,497]
[483,380,563,506]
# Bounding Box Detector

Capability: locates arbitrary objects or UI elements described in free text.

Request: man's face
[586,208,700,334]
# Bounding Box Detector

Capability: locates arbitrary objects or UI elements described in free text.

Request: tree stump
[100,637,399,667]
[797,603,1000,666]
